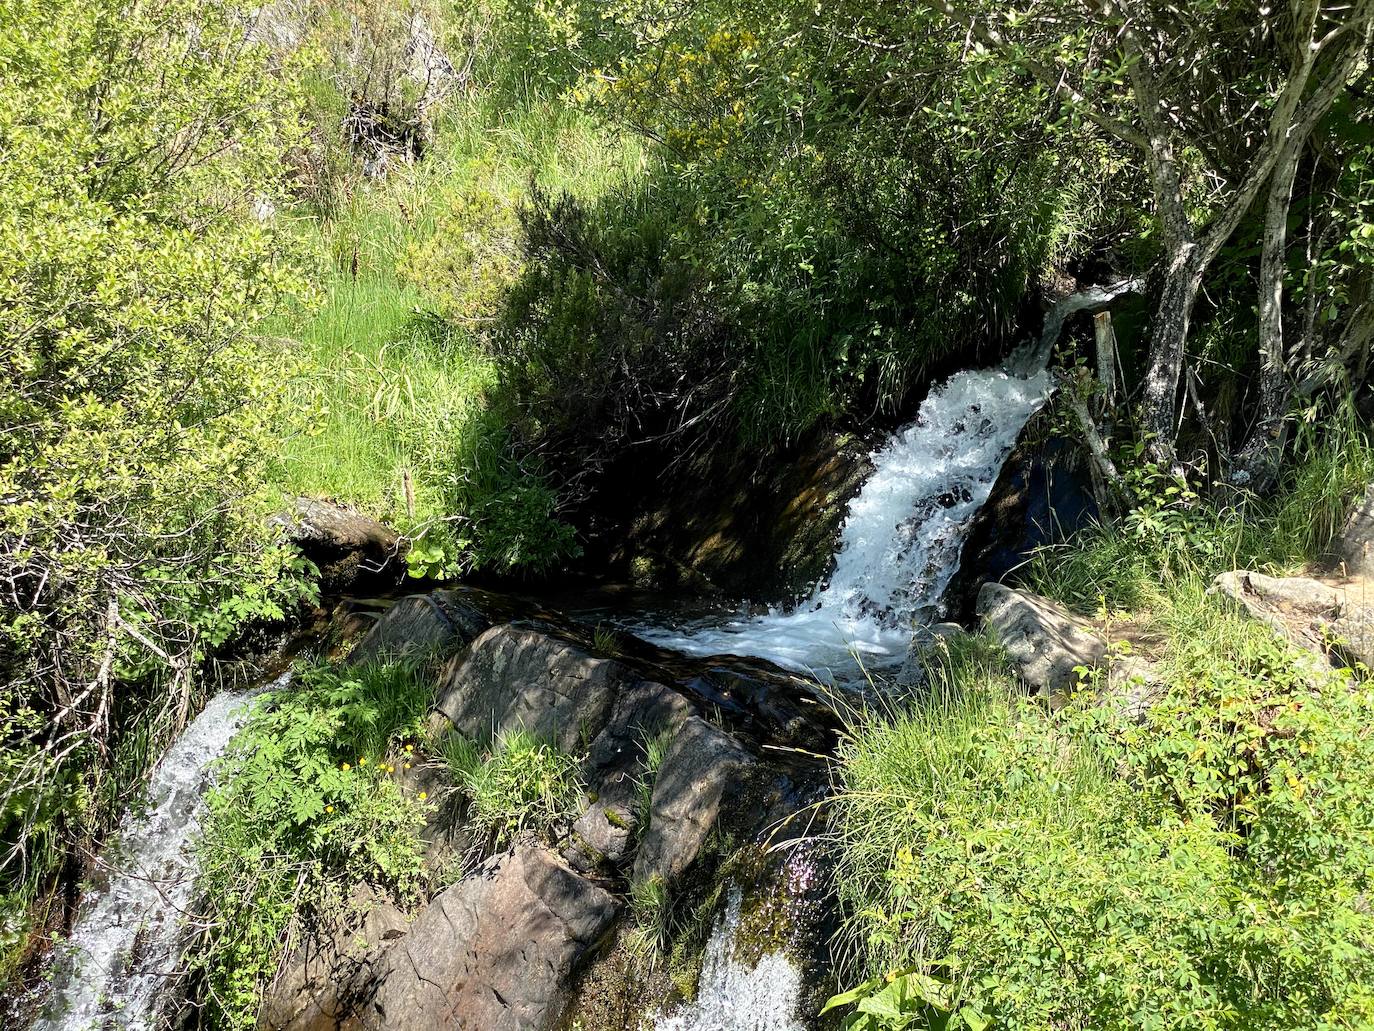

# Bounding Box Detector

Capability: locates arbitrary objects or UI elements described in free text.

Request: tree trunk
[1235,136,1304,488]
[1140,241,1206,467]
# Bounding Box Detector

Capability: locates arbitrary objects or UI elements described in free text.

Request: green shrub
[187,660,434,1027]
[828,591,1374,1030]
[439,728,582,850]
[0,0,314,945]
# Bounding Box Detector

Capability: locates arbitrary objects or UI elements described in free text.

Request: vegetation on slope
[827,429,1374,1030]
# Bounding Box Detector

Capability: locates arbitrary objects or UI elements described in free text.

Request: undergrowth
[186,659,435,1029]
[827,426,1374,1031]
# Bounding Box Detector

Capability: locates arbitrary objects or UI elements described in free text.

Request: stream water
[32,677,282,1031]
[29,353,1052,1028]
[653,887,804,1031]
[639,358,1051,681]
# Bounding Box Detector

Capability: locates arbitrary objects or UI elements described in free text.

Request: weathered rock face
[977,582,1106,700]
[1336,486,1374,580]
[349,591,492,665]
[272,497,404,594]
[260,886,408,1031]
[633,717,757,886]
[363,847,618,1031]
[435,624,648,754]
[261,611,836,1031]
[1212,570,1374,667]
[566,681,695,872]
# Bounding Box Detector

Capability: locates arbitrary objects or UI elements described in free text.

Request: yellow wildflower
[341,762,351,772]
[418,791,428,801]
[325,805,334,814]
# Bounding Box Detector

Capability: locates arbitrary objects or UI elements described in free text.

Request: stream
[31,353,1051,1029]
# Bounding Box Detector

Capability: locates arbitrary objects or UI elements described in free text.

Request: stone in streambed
[565,681,695,872]
[348,591,491,665]
[633,716,756,886]
[433,624,641,754]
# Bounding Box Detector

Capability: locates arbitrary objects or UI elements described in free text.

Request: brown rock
[364,847,618,1030]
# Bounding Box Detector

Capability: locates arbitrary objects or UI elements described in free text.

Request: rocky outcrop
[977,583,1106,700]
[1212,570,1374,667]
[349,591,491,665]
[273,497,404,593]
[363,847,617,1031]
[1335,486,1374,579]
[435,624,650,754]
[261,612,835,1031]
[633,717,756,886]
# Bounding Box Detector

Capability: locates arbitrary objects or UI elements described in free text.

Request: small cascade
[641,360,1051,678]
[653,887,804,1031]
[33,677,280,1031]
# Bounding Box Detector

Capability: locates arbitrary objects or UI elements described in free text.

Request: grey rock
[259,884,408,1031]
[271,497,403,591]
[565,682,695,871]
[633,717,755,886]
[364,846,617,1031]
[435,625,635,754]
[349,591,491,665]
[1336,486,1374,580]
[1212,570,1374,668]
[976,582,1106,698]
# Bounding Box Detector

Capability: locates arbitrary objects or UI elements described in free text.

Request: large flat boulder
[364,847,617,1030]
[633,717,756,886]
[977,583,1106,699]
[1213,570,1374,667]
[349,591,491,665]
[434,625,637,754]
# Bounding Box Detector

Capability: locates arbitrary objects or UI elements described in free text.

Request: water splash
[33,678,279,1031]
[653,887,803,1031]
[640,362,1051,678]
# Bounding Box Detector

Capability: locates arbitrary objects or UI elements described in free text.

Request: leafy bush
[439,728,582,850]
[0,0,314,943]
[1026,410,1374,613]
[188,660,434,1027]
[828,589,1374,1030]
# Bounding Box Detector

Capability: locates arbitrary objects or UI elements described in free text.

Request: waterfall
[32,677,279,1031]
[640,360,1051,678]
[653,887,803,1031]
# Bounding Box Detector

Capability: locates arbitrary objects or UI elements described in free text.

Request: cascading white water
[653,887,803,1031]
[32,677,279,1031]
[641,360,1051,679]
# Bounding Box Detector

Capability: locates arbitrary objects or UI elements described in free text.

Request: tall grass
[271,95,645,569]
[1025,408,1374,613]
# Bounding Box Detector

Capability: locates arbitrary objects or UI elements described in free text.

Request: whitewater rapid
[32,678,279,1031]
[640,361,1051,679]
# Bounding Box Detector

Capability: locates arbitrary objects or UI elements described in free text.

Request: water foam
[653,887,803,1031]
[640,363,1050,679]
[33,678,279,1031]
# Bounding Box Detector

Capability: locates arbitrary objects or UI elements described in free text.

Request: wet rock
[349,591,491,665]
[272,497,403,594]
[633,717,756,885]
[364,846,617,1031]
[977,583,1106,700]
[434,624,640,754]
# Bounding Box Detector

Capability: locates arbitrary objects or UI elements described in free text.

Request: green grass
[439,728,583,850]
[270,94,647,572]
